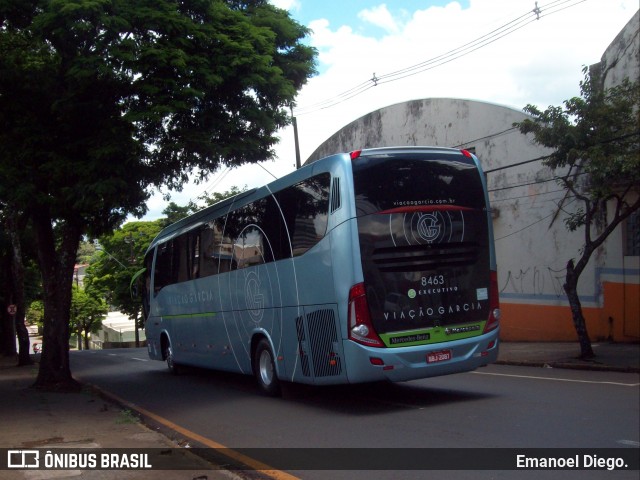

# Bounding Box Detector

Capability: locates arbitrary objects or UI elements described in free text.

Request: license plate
[427,350,452,363]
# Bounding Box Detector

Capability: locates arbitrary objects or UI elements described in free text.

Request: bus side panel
[177,312,241,373]
[289,239,336,306]
[216,261,290,374]
[145,314,164,361]
[148,274,241,372]
[279,237,341,384]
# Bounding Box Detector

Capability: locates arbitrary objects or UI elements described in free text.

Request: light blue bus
[141,147,500,395]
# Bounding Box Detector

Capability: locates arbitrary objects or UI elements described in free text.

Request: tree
[3,209,32,365]
[0,204,41,362]
[200,185,247,207]
[160,202,199,228]
[0,0,316,390]
[70,285,108,350]
[85,221,163,347]
[514,67,640,359]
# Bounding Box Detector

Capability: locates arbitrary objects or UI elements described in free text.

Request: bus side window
[191,233,200,279]
[277,173,330,257]
[199,224,218,277]
[234,226,265,268]
[216,222,235,273]
[174,234,190,283]
[142,252,153,318]
[154,241,173,296]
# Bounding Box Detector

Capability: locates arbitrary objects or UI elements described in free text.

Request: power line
[490,187,569,203]
[488,174,558,193]
[452,127,519,149]
[484,154,551,174]
[293,0,586,116]
[257,162,279,180]
[495,197,578,241]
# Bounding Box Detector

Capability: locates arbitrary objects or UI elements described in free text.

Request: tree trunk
[32,210,82,391]
[0,256,17,357]
[83,324,92,350]
[564,260,595,359]
[6,209,32,366]
[0,310,16,357]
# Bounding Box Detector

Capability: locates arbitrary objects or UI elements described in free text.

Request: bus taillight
[348,283,384,347]
[484,270,501,333]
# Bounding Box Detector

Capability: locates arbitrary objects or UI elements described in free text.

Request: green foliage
[160,202,199,228]
[77,240,98,265]
[515,67,639,231]
[70,284,108,338]
[1,0,316,231]
[26,300,44,327]
[116,408,139,424]
[85,220,163,324]
[159,186,248,227]
[199,185,247,207]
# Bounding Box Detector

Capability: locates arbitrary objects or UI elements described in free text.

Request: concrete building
[92,311,146,349]
[305,11,639,342]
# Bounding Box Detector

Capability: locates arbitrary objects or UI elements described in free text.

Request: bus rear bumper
[342,330,499,384]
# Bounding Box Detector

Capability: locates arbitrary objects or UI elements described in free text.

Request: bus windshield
[352,150,491,345]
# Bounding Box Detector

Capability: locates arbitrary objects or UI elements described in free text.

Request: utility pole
[291,104,301,169]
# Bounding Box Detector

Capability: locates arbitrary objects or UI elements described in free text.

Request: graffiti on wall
[500,265,566,299]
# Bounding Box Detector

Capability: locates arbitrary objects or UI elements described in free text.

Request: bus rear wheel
[254,339,281,397]
[164,342,180,375]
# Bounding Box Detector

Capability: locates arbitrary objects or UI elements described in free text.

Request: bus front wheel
[254,339,281,397]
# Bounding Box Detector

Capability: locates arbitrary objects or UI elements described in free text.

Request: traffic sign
[7,304,17,315]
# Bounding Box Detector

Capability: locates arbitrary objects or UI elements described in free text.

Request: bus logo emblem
[417,214,440,242]
[245,271,264,323]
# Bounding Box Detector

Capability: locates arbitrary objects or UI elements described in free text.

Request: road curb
[79,379,288,480]
[495,360,640,374]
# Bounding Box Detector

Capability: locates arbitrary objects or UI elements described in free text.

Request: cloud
[358,4,401,34]
[269,0,301,11]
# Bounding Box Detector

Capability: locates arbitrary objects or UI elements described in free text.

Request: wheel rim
[258,349,274,386]
[166,346,174,370]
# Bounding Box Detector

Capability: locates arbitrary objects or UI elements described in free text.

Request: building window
[624,210,639,256]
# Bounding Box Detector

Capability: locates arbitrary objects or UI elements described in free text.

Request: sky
[140,0,639,220]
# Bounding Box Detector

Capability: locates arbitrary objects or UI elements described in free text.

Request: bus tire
[165,343,180,375]
[254,339,281,397]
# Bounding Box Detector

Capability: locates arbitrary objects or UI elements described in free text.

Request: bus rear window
[352,151,485,215]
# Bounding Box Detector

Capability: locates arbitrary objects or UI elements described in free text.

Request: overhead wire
[495,197,578,241]
[293,0,587,117]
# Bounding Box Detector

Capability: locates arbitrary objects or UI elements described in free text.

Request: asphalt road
[70,348,640,480]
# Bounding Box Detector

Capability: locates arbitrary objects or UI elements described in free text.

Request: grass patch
[116,409,139,424]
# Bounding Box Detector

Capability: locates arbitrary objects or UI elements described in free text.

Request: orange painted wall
[603,281,640,340]
[500,281,639,342]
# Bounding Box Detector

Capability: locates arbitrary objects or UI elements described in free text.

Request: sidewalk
[0,355,242,480]
[497,341,640,372]
[0,341,638,479]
